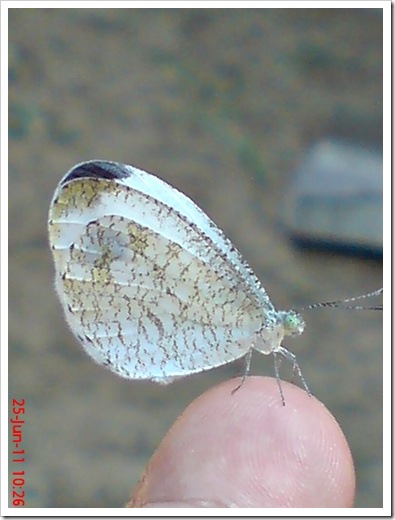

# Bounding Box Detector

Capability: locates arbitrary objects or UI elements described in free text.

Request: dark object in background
[285,140,383,258]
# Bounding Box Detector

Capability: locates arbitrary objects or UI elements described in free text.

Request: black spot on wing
[61,161,130,185]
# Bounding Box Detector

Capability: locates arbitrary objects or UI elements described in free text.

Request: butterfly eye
[283,312,305,336]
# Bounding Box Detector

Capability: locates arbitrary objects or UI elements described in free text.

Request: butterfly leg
[277,345,312,398]
[231,348,253,395]
[273,351,286,406]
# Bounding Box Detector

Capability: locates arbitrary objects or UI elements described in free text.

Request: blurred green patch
[9,102,37,140]
[9,102,79,144]
[293,42,338,76]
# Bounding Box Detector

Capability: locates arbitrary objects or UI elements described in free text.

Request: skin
[127,376,355,508]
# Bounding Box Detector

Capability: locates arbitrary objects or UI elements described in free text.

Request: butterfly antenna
[300,288,383,311]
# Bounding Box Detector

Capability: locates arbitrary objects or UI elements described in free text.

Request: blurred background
[9,8,383,508]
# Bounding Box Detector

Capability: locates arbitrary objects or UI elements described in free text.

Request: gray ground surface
[9,9,383,508]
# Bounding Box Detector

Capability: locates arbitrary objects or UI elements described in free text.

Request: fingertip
[129,377,355,508]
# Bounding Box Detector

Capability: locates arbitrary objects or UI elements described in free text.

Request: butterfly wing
[48,161,273,382]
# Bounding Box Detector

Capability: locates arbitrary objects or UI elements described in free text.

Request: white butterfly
[48,160,382,403]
